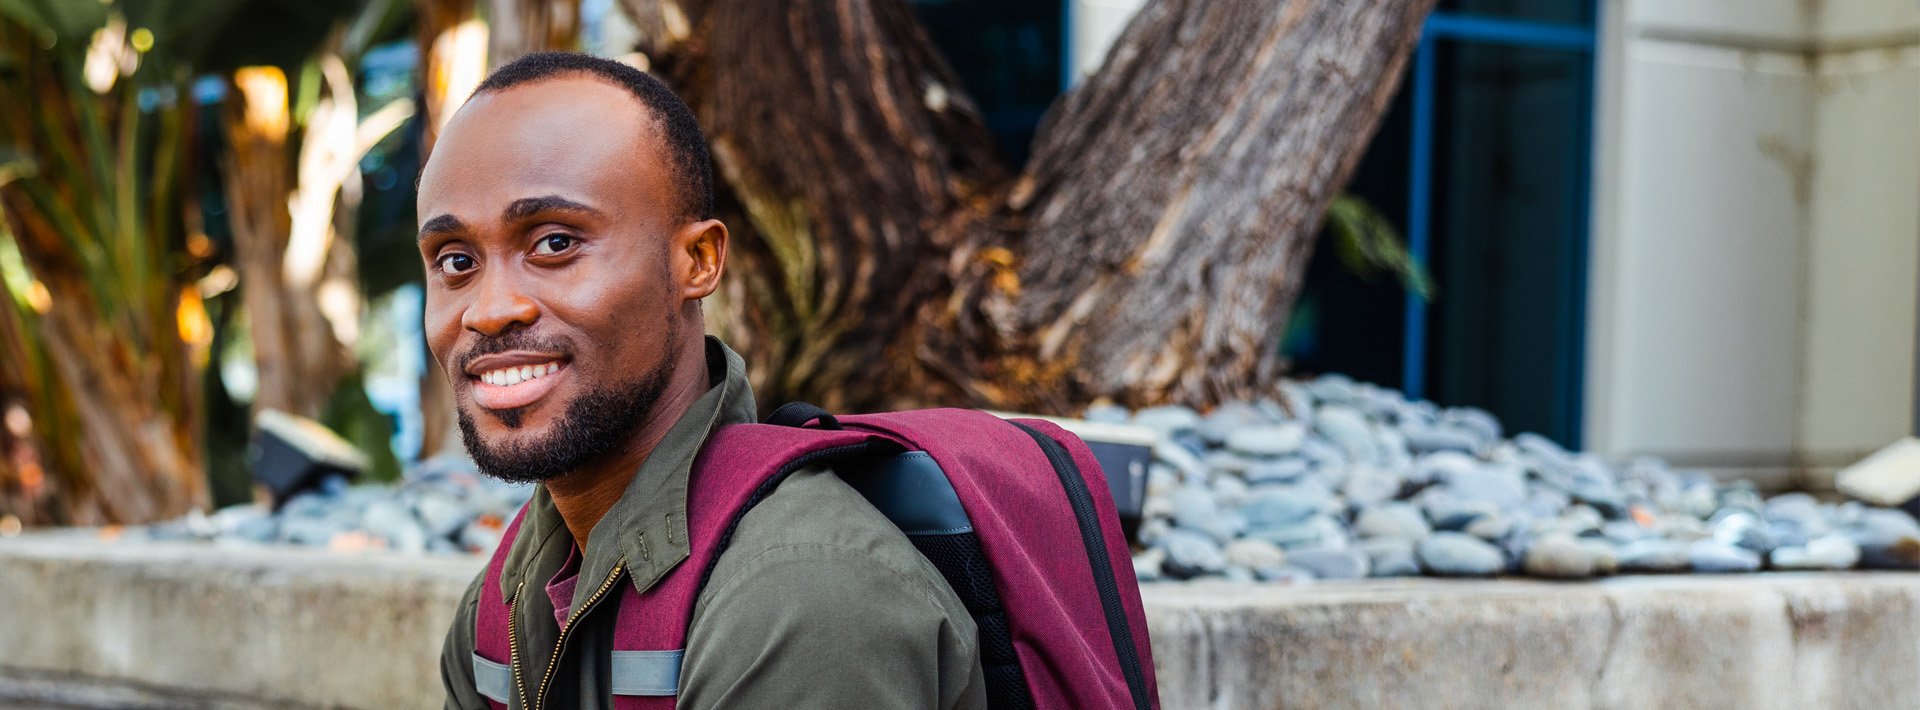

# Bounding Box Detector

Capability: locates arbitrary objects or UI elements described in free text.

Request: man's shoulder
[695,464,961,614]
[680,465,988,708]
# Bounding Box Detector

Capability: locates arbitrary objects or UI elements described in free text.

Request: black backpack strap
[764,401,842,430]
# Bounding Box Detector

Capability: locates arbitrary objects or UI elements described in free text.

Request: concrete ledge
[0,535,479,709]
[5,536,1920,709]
[1147,576,1920,709]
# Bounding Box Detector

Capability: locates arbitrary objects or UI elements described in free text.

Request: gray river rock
[1418,533,1506,577]
[1522,535,1597,579]
[1114,376,1920,583]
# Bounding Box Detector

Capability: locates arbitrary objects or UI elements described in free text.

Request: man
[425,52,985,709]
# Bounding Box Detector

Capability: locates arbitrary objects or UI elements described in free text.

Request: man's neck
[544,339,710,549]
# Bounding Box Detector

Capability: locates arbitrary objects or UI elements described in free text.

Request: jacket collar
[497,337,758,602]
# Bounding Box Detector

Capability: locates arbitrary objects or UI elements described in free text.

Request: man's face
[416,76,689,482]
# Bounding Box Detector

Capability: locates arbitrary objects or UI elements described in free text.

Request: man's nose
[461,272,539,336]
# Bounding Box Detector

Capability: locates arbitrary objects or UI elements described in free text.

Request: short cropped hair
[474,52,715,221]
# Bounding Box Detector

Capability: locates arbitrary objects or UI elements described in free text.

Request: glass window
[1426,42,1590,444]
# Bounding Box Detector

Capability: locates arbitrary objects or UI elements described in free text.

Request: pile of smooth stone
[147,373,1920,579]
[1095,375,1920,582]
[148,456,531,555]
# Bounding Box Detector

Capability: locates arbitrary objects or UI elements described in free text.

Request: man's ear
[675,218,728,301]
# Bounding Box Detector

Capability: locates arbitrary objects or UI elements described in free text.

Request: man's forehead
[436,77,660,163]
[418,76,671,220]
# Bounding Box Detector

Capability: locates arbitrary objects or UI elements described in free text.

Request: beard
[455,323,679,484]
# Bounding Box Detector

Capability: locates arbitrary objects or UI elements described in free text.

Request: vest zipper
[508,581,529,710]
[532,559,627,710]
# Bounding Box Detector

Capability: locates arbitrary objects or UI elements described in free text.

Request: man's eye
[437,253,476,275]
[532,233,574,256]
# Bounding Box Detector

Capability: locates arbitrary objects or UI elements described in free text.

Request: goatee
[458,355,675,484]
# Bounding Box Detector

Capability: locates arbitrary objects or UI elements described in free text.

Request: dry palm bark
[615,0,1436,413]
[0,28,205,522]
[0,291,75,524]
[222,67,356,420]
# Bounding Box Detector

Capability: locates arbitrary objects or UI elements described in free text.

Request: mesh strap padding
[910,531,1034,710]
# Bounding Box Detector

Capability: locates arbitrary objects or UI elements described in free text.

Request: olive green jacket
[440,338,985,709]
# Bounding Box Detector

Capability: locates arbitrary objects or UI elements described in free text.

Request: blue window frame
[1402,9,1598,447]
[1288,5,1598,447]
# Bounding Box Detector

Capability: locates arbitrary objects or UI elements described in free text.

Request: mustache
[455,330,574,372]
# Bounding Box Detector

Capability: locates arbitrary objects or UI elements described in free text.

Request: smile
[479,361,561,386]
[466,356,570,411]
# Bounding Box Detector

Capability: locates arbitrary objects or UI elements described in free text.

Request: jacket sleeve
[678,543,986,709]
[441,573,491,710]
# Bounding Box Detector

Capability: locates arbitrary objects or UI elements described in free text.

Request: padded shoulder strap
[471,504,529,709]
[599,423,893,709]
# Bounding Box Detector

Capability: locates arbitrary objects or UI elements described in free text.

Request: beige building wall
[1587,0,1920,488]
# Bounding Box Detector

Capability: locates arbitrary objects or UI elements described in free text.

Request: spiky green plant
[0,1,229,522]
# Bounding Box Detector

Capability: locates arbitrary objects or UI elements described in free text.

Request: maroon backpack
[470,404,1159,709]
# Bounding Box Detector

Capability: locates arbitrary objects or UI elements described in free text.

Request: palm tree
[0,3,213,522]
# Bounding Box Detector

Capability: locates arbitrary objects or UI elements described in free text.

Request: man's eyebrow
[503,195,603,222]
[418,214,466,242]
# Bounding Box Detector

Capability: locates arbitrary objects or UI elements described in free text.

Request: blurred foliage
[1326,193,1433,301]
[0,0,413,522]
[0,1,209,522]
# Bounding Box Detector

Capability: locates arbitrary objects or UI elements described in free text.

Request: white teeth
[480,362,563,387]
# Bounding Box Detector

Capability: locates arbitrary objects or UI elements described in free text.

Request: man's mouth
[477,361,561,386]
[464,353,570,412]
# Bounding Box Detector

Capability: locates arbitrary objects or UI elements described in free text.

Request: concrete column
[1586,0,1920,488]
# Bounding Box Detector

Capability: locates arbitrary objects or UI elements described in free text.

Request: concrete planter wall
[3,536,1919,709]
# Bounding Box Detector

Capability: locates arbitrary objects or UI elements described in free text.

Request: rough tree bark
[222,66,357,420]
[617,0,1435,414]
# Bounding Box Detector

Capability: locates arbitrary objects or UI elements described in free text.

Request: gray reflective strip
[474,650,681,700]
[610,649,683,696]
[472,653,512,704]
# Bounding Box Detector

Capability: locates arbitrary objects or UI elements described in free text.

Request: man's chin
[457,408,579,483]
[478,403,531,430]
[453,358,672,485]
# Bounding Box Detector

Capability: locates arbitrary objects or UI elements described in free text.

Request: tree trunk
[222,66,358,421]
[618,0,1008,411]
[0,295,74,525]
[617,0,1434,414]
[489,0,582,67]
[416,0,489,155]
[0,206,201,523]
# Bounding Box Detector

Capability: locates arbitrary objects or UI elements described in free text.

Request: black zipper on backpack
[1013,423,1152,710]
